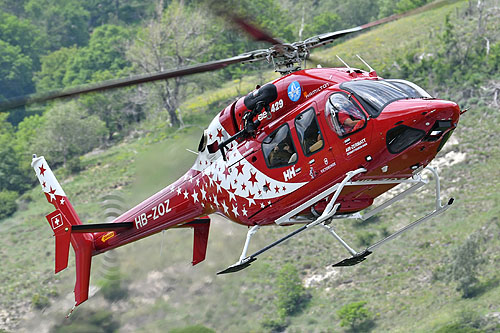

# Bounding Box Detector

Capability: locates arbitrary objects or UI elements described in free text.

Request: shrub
[32,293,50,309]
[337,301,375,332]
[67,157,82,174]
[0,190,18,220]
[51,308,120,333]
[356,231,376,247]
[435,323,481,333]
[445,234,485,298]
[98,276,128,302]
[275,263,308,317]
[261,316,288,332]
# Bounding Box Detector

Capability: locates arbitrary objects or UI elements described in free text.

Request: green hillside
[1,0,499,332]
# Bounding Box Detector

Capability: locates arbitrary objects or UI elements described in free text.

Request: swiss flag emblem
[51,214,63,230]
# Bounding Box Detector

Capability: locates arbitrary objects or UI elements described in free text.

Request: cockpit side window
[325,93,366,137]
[295,108,324,156]
[262,124,298,168]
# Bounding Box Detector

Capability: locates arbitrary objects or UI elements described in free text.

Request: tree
[0,190,18,220]
[0,11,46,70]
[34,47,78,92]
[302,12,341,39]
[337,301,375,332]
[127,0,214,127]
[0,40,33,101]
[83,0,158,28]
[0,114,32,193]
[25,0,90,50]
[0,0,29,17]
[62,24,132,86]
[34,25,141,139]
[33,101,107,165]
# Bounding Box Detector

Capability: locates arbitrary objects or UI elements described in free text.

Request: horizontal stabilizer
[71,222,133,233]
[176,217,211,265]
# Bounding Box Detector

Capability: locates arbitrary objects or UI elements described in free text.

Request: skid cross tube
[275,168,367,225]
[217,168,366,274]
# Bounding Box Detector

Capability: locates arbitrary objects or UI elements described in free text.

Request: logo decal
[287,81,301,102]
[102,231,115,242]
[51,214,63,230]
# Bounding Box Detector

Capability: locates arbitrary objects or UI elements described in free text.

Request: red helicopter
[3,7,465,311]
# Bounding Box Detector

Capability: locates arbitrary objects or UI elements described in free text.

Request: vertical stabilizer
[32,155,94,307]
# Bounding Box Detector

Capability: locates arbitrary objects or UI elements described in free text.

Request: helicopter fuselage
[92,67,460,254]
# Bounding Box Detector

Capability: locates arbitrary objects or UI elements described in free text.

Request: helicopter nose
[422,100,460,133]
[384,99,460,155]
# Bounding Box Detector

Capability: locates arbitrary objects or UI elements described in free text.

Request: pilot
[335,99,363,133]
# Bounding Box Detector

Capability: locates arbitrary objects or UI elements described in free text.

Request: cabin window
[325,93,366,137]
[295,108,324,156]
[262,124,298,168]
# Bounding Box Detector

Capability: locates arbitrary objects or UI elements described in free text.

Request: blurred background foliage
[0,0,499,332]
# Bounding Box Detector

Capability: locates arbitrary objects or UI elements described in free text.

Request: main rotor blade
[304,1,442,50]
[229,14,283,45]
[0,53,258,112]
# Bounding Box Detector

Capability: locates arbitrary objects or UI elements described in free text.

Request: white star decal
[48,191,56,202]
[200,187,207,200]
[241,207,248,216]
[247,192,256,206]
[192,191,199,203]
[183,190,189,199]
[177,187,182,195]
[196,178,200,187]
[60,198,65,205]
[213,195,219,207]
[260,202,266,208]
[216,181,222,194]
[221,201,228,213]
[228,190,236,202]
[232,205,239,217]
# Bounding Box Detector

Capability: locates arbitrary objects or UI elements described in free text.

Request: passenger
[270,143,295,166]
[309,132,323,153]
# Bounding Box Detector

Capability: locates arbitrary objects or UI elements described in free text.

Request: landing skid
[217,166,453,274]
[332,249,372,267]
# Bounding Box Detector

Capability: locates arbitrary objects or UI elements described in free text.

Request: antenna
[356,54,377,76]
[336,55,353,72]
[356,54,374,72]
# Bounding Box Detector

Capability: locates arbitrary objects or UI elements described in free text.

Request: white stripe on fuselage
[192,115,306,200]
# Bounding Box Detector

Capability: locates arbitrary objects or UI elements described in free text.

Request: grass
[2,0,500,332]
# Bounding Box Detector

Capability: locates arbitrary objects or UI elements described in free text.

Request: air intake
[386,125,425,154]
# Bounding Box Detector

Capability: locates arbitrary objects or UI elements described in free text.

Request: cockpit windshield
[340,79,432,117]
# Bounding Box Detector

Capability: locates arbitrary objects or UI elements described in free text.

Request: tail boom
[33,156,212,307]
